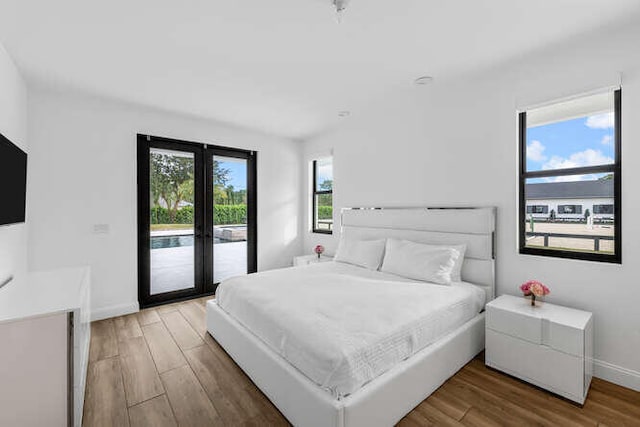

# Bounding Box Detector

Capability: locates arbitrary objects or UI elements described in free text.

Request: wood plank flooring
[84,297,640,426]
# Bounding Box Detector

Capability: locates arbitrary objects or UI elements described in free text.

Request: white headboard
[340,207,496,304]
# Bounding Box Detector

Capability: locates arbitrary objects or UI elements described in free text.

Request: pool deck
[151,229,194,237]
[151,241,247,295]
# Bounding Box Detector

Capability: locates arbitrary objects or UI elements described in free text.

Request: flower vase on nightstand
[529,294,545,307]
[520,280,550,307]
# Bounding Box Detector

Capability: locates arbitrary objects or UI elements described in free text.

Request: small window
[527,205,549,214]
[558,205,582,215]
[312,158,333,234]
[593,204,614,215]
[519,89,621,263]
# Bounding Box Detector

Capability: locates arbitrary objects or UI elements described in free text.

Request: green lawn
[151,224,194,231]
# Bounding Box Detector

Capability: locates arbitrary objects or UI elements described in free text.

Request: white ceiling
[0,0,638,139]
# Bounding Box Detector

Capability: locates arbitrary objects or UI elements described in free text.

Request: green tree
[213,160,231,186]
[214,186,228,205]
[179,179,194,204]
[226,185,236,205]
[212,160,232,206]
[150,155,234,224]
[150,153,194,223]
[319,179,333,191]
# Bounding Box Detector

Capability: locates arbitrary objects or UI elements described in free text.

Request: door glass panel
[213,156,247,283]
[149,148,195,295]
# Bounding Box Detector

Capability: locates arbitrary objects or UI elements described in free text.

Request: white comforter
[216,262,485,398]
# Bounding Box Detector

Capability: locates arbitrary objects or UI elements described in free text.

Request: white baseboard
[594,358,640,392]
[91,301,139,321]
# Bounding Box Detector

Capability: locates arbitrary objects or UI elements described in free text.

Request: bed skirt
[206,300,485,427]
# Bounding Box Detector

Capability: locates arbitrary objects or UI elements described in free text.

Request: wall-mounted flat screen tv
[0,131,27,225]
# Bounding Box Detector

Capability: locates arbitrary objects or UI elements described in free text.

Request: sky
[316,157,333,190]
[217,157,247,190]
[220,156,333,191]
[526,111,614,183]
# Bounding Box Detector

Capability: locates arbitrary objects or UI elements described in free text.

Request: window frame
[518,89,621,264]
[312,159,333,234]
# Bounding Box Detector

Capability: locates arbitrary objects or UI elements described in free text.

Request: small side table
[293,254,333,267]
[485,294,593,404]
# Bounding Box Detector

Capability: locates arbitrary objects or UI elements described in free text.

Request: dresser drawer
[486,329,585,402]
[487,302,587,357]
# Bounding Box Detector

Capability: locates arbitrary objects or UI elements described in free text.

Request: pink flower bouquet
[314,244,325,259]
[520,280,550,306]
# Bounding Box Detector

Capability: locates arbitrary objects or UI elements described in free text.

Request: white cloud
[543,148,613,170]
[542,148,613,182]
[316,158,333,183]
[585,112,614,129]
[601,135,613,145]
[526,140,546,162]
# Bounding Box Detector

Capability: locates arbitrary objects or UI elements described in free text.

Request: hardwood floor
[84,297,640,426]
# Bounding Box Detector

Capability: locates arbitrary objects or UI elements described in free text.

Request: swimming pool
[151,235,195,249]
[151,235,231,249]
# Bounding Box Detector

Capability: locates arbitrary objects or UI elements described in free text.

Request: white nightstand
[485,294,593,404]
[293,254,333,267]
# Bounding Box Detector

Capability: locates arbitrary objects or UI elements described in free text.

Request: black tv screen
[0,131,27,225]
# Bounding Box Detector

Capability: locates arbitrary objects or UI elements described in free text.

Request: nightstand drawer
[486,329,584,402]
[486,298,590,357]
[543,319,587,357]
[487,305,542,344]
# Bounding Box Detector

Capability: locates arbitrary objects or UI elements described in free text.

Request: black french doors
[137,135,257,308]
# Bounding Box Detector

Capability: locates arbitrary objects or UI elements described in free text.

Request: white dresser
[485,294,593,404]
[0,267,91,427]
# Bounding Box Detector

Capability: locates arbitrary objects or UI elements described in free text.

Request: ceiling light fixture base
[333,0,350,23]
[414,76,434,85]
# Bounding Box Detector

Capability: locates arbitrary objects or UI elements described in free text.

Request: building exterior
[525,180,614,222]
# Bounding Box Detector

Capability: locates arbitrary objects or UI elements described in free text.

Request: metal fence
[526,232,614,251]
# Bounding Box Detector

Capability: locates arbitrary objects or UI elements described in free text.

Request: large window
[312,158,333,233]
[519,89,621,263]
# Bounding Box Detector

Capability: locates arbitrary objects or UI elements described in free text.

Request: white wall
[27,88,302,320]
[0,42,28,281]
[302,22,640,390]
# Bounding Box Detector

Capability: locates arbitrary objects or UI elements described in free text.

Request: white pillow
[334,238,386,270]
[442,243,466,282]
[380,239,462,285]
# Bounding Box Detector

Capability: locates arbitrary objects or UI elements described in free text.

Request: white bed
[207,207,496,427]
